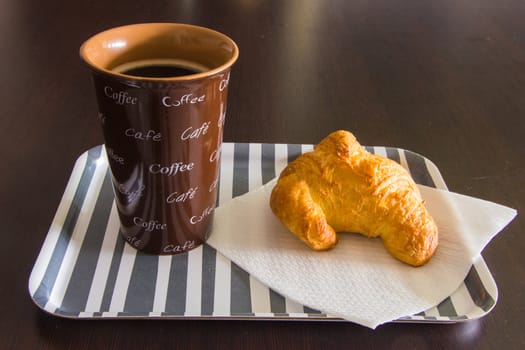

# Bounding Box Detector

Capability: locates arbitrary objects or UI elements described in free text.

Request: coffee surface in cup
[113,59,208,78]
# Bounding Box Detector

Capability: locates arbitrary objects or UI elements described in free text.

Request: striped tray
[28,143,498,323]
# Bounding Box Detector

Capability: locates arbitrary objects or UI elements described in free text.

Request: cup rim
[80,23,239,82]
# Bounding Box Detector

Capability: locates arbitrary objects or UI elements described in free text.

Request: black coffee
[121,64,200,78]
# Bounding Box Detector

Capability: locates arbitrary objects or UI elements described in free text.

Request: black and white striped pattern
[28,143,498,322]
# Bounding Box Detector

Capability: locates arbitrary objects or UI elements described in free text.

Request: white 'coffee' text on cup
[162,94,206,107]
[149,162,194,176]
[104,86,138,105]
[133,217,167,231]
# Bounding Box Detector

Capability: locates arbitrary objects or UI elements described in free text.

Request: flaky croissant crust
[270,130,438,266]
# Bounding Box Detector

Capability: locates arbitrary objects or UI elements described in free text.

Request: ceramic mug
[80,23,239,254]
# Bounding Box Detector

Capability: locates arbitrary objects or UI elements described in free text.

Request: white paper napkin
[206,179,516,329]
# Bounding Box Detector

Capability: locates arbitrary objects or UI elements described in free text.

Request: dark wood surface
[1,0,524,348]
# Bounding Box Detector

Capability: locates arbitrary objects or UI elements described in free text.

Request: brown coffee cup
[80,23,238,254]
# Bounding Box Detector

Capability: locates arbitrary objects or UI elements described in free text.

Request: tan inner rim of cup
[80,23,239,81]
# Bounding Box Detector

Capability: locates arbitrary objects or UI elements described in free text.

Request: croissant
[269,130,438,266]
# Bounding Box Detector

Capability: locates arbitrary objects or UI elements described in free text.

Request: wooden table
[1,0,524,348]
